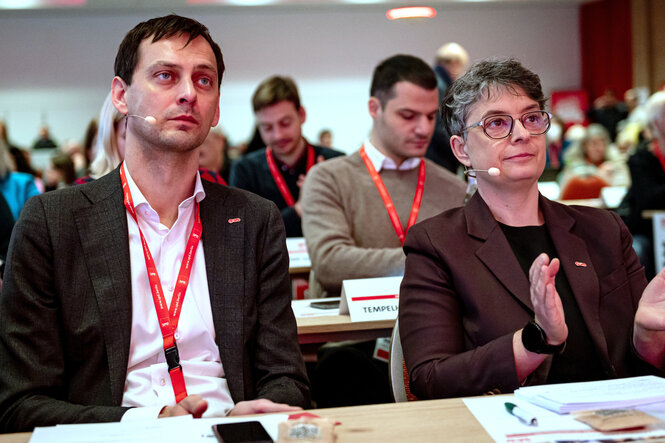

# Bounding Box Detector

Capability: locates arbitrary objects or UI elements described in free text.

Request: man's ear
[298,105,307,125]
[450,134,471,167]
[111,76,129,115]
[368,97,381,119]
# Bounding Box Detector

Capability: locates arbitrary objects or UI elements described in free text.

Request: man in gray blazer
[0,15,309,433]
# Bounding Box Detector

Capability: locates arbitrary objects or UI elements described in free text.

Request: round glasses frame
[462,110,553,140]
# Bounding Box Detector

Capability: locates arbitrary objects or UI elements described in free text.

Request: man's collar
[122,162,206,211]
[363,139,421,172]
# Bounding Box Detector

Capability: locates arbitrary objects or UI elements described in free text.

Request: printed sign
[286,237,311,270]
[339,276,402,322]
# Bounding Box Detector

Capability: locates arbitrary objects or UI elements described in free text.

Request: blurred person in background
[559,123,630,199]
[0,138,39,220]
[78,92,127,183]
[545,115,565,169]
[32,125,57,150]
[0,121,36,176]
[61,139,88,178]
[317,129,332,148]
[198,128,229,184]
[425,42,470,173]
[43,152,77,191]
[621,91,665,279]
[230,76,344,237]
[587,89,628,142]
[81,119,98,176]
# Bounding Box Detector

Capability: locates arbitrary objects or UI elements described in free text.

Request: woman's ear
[450,135,472,167]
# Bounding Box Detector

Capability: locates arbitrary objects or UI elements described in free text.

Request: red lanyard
[266,143,315,206]
[120,163,203,403]
[359,146,426,245]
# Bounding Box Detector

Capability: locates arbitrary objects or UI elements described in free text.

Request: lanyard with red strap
[359,146,426,245]
[265,143,315,206]
[120,163,202,403]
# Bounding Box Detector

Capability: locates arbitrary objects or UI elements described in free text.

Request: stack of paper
[514,375,665,413]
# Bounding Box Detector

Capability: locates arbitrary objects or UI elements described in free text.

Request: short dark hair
[370,54,437,107]
[441,58,546,137]
[114,14,225,87]
[252,76,301,112]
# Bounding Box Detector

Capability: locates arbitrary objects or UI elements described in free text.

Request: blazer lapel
[466,193,533,310]
[200,182,247,401]
[540,196,610,361]
[74,169,132,405]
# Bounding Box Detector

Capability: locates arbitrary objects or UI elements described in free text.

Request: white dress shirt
[363,139,422,172]
[121,164,234,420]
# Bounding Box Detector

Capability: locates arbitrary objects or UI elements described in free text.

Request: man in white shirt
[300,55,466,407]
[0,15,309,432]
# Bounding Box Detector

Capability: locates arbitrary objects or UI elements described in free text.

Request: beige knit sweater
[301,152,467,298]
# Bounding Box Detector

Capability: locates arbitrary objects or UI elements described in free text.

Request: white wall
[0,3,580,156]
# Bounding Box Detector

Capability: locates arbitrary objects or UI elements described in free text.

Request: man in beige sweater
[302,54,467,299]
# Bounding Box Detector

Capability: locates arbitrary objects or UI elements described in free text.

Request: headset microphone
[464,167,501,178]
[127,114,156,125]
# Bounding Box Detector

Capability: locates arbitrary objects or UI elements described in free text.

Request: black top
[499,223,606,383]
[229,143,344,237]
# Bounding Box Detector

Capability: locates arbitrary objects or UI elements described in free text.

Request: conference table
[296,313,394,345]
[293,298,395,345]
[311,397,492,442]
[0,397,493,442]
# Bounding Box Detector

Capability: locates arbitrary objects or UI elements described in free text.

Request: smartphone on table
[212,421,273,443]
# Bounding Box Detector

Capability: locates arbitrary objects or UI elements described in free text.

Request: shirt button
[174,332,180,340]
[160,378,166,386]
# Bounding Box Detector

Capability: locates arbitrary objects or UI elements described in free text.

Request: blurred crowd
[542,86,665,278]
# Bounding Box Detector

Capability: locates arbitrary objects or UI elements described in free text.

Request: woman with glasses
[399,58,665,400]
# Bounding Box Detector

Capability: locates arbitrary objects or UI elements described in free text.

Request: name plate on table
[339,276,402,322]
[286,237,311,270]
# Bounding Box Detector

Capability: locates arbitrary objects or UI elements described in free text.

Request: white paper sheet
[464,395,665,443]
[29,413,288,443]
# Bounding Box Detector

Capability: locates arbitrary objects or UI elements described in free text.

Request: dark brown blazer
[399,192,657,400]
[0,168,310,432]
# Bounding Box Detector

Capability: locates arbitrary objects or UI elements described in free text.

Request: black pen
[505,402,538,426]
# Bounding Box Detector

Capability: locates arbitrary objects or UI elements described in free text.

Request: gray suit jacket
[0,168,310,432]
[400,192,658,400]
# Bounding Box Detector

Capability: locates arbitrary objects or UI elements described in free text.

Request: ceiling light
[386,6,436,20]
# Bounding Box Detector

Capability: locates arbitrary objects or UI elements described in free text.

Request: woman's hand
[528,253,567,346]
[634,267,665,368]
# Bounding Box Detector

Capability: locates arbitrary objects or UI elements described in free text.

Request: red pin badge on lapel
[228,218,241,224]
[575,261,587,267]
